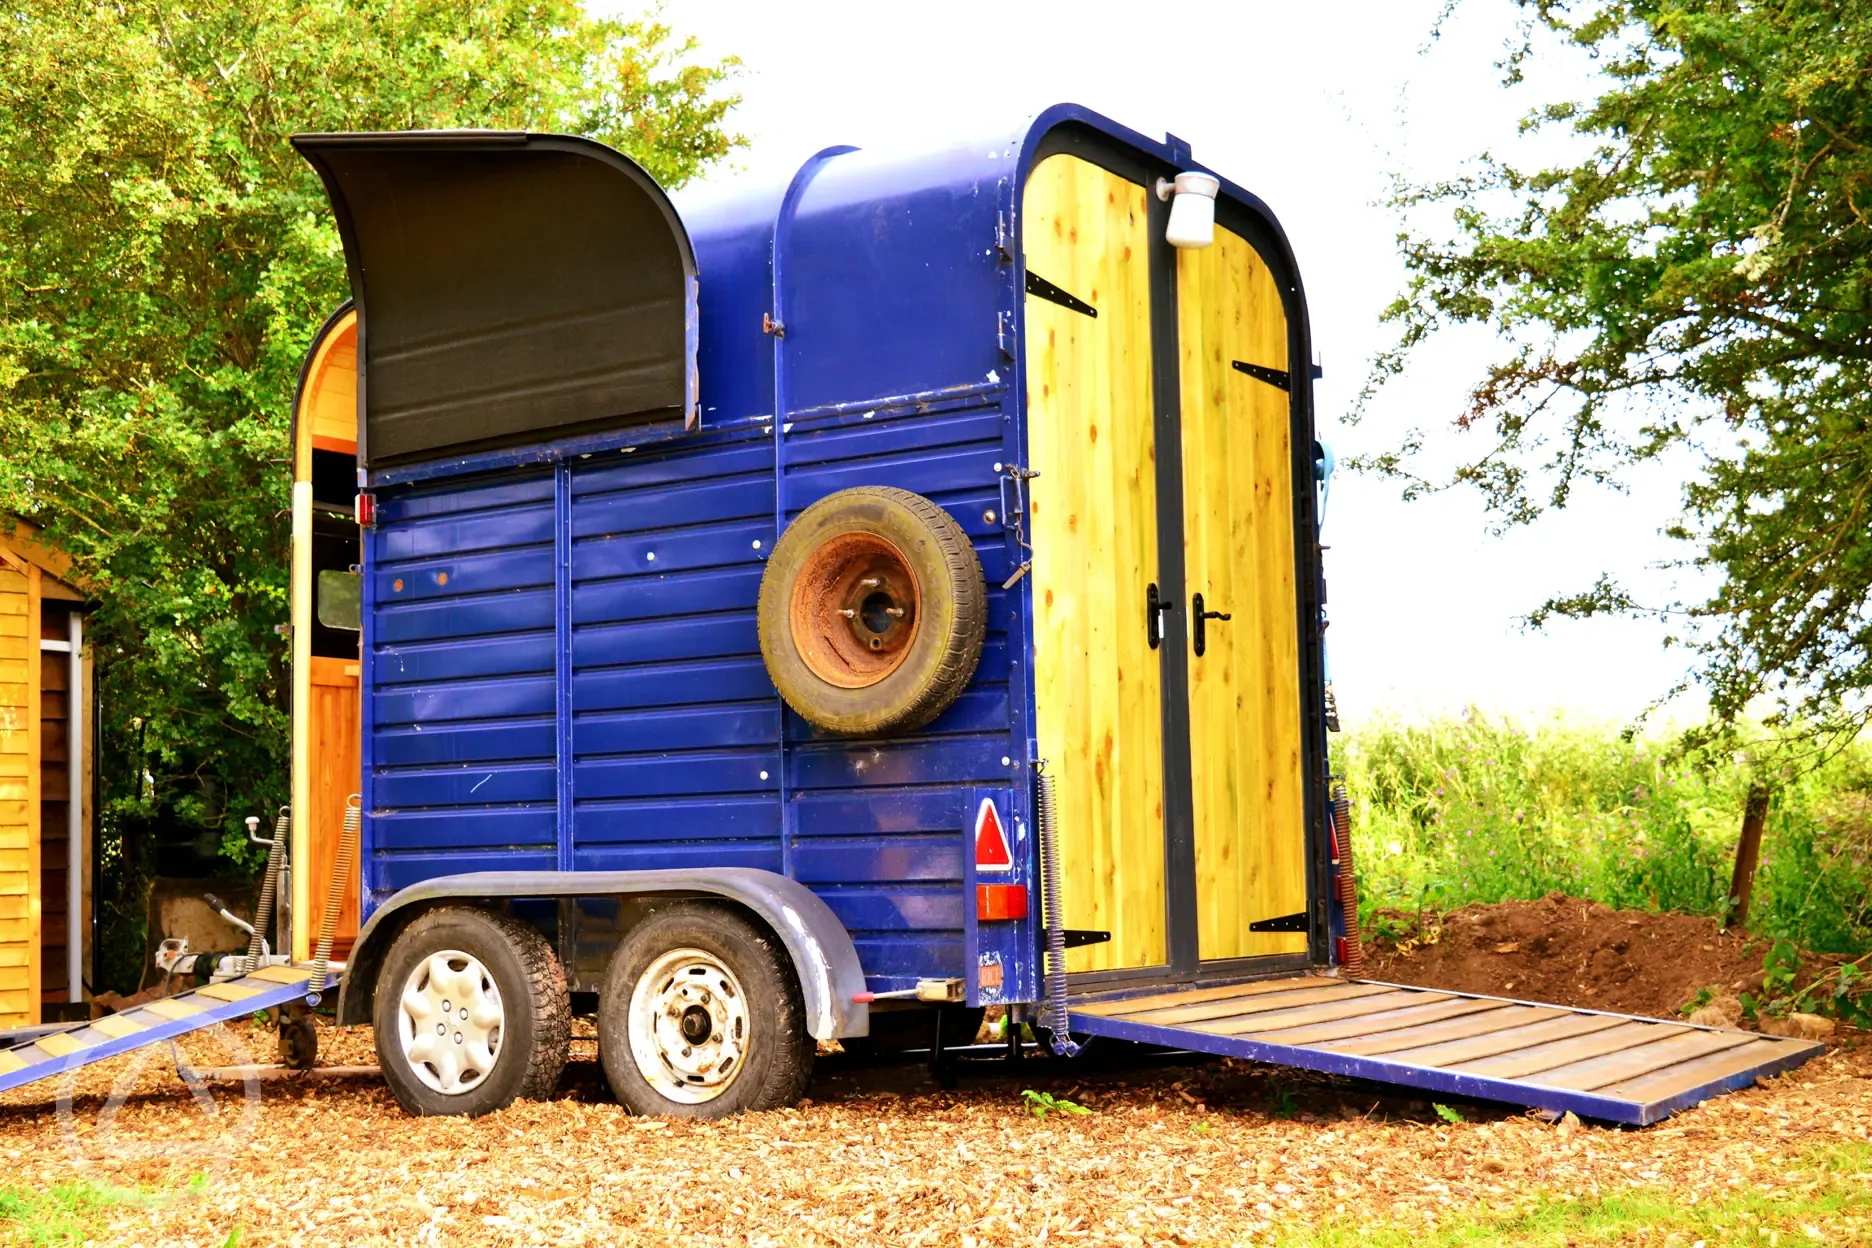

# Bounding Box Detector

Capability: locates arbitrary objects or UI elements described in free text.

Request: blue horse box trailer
[234,104,1817,1122]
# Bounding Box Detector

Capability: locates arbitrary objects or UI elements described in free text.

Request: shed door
[1024,153,1168,974]
[1176,225,1307,959]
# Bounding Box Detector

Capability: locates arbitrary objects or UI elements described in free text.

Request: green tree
[1361,0,1872,750]
[0,1,741,881]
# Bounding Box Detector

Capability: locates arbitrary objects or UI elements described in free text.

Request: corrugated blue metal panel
[365,471,561,908]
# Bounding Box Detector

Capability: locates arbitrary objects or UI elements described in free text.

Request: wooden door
[308,656,361,957]
[1024,153,1168,974]
[1176,224,1308,960]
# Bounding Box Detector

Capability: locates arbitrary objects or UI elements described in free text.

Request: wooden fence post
[1724,783,1772,931]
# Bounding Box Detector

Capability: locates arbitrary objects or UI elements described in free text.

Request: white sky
[639,0,1711,728]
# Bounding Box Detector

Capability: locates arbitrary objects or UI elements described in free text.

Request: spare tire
[758,486,985,736]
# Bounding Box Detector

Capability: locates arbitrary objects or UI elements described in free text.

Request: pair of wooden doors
[1024,152,1308,977]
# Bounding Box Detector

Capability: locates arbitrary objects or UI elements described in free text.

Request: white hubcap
[629,948,750,1104]
[398,949,504,1095]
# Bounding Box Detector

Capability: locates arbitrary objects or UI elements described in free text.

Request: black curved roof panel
[292,131,698,468]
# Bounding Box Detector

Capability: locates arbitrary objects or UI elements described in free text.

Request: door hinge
[1248,911,1309,933]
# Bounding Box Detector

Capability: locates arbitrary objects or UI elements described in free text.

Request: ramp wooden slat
[1525,1028,1759,1092]
[1128,982,1393,1027]
[1454,1021,1689,1080]
[1074,976,1336,1018]
[1597,1036,1817,1105]
[34,1030,92,1057]
[0,967,340,1100]
[1273,997,1517,1048]
[89,1014,146,1040]
[249,964,315,985]
[1362,1010,1623,1066]
[1066,974,1824,1125]
[1202,990,1451,1037]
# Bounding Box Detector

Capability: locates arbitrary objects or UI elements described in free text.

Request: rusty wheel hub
[789,532,921,688]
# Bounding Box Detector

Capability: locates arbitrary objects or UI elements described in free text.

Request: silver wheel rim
[398,949,504,1096]
[628,948,750,1105]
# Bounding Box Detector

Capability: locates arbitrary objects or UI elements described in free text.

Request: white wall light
[1157,171,1220,250]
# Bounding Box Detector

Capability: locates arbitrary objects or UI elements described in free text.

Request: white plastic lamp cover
[1164,171,1220,250]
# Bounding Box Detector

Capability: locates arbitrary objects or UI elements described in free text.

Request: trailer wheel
[373,907,570,1118]
[598,902,813,1118]
[758,486,985,736]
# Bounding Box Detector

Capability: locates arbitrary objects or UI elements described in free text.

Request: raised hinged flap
[293,131,698,469]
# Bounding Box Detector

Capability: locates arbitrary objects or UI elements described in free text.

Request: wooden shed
[0,527,94,1028]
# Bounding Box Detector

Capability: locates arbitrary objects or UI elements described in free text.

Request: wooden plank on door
[1178,225,1305,961]
[308,655,362,953]
[1024,153,1165,974]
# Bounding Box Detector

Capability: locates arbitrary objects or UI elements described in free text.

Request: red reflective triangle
[974,798,1012,872]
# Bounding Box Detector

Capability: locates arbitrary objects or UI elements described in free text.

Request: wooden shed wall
[0,559,38,1028]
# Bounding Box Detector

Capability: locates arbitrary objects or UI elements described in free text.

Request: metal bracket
[996,212,1016,263]
[1231,359,1289,392]
[1062,929,1110,948]
[997,310,1015,360]
[1248,911,1309,933]
[1024,269,1097,318]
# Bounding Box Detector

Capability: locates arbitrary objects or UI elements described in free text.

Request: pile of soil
[1363,892,1773,1019]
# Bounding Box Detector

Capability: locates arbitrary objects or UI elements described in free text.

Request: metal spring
[1035,767,1078,1056]
[1333,784,1366,978]
[311,797,362,999]
[244,809,290,973]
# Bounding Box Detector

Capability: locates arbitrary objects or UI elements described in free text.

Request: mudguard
[336,869,869,1039]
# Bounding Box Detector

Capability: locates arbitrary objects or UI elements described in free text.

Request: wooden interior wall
[1176,224,1308,960]
[37,603,70,1006]
[307,313,357,451]
[1024,153,1168,974]
[308,631,362,953]
[0,559,36,1027]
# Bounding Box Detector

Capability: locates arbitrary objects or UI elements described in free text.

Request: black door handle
[1192,592,1231,657]
[1146,582,1173,649]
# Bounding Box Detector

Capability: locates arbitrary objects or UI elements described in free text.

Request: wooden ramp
[1068,975,1824,1126]
[0,965,336,1099]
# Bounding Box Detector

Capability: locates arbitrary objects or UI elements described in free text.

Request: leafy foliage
[1340,711,1872,954]
[1360,1,1872,744]
[1020,1089,1091,1120]
[0,3,740,896]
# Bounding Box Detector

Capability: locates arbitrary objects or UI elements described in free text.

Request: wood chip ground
[3,1017,1869,1245]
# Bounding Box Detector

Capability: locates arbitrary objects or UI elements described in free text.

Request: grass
[1290,1140,1872,1246]
[1340,712,1872,956]
[0,1182,119,1246]
[0,1176,236,1247]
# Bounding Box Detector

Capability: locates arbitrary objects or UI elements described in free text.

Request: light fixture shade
[1164,171,1220,250]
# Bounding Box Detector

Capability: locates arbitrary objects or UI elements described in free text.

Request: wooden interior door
[1176,224,1308,960]
[1024,152,1168,974]
[308,656,361,957]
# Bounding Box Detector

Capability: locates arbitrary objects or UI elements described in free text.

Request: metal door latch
[1192,591,1231,657]
[1146,582,1173,649]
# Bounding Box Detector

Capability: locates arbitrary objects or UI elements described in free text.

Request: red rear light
[355,493,375,527]
[976,883,1028,921]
